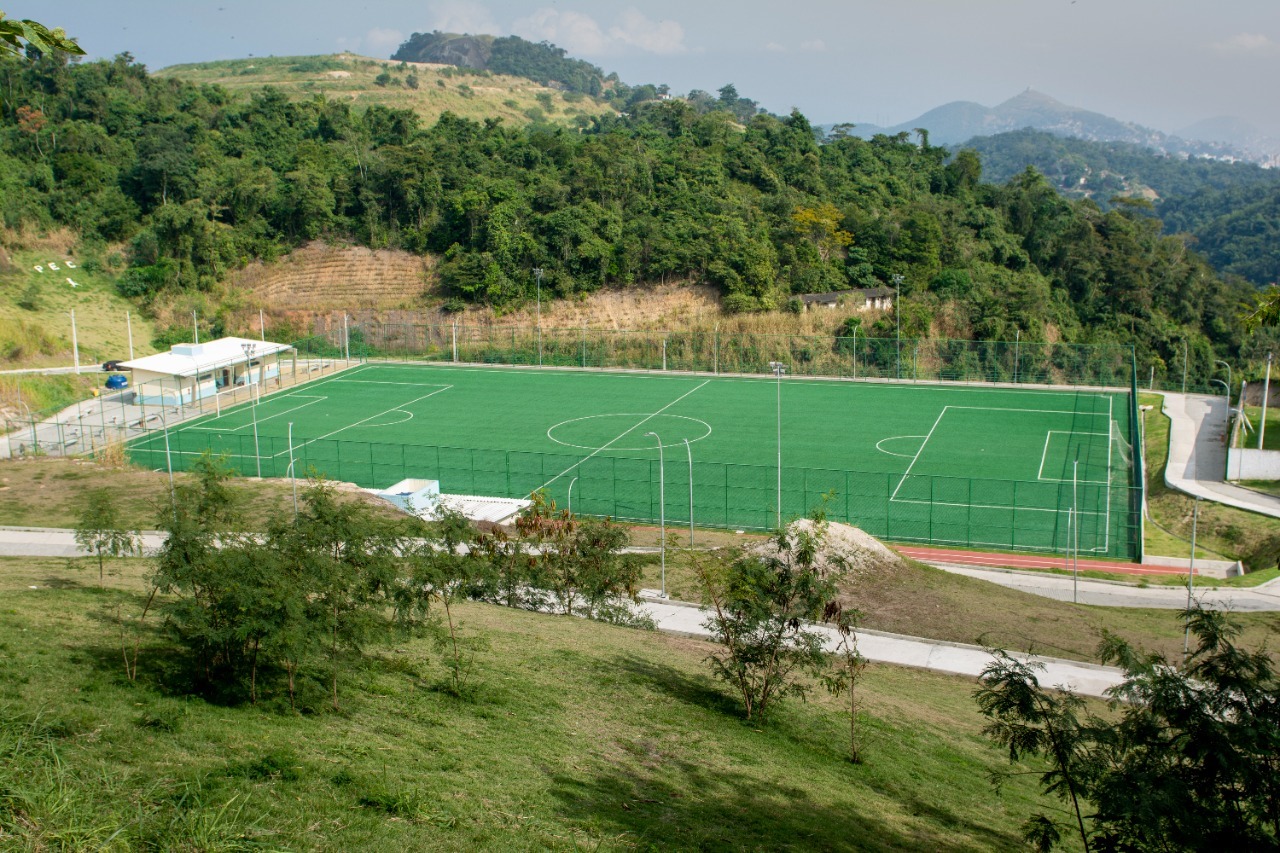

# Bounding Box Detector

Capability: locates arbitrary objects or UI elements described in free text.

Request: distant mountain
[830,90,1279,167]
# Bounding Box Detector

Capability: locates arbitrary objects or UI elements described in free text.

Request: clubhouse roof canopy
[118,337,291,378]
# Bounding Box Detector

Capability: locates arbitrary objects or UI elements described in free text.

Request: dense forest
[966,129,1280,288]
[0,51,1260,385]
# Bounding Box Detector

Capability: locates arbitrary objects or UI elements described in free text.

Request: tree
[791,203,853,265]
[0,13,84,59]
[820,601,867,763]
[74,487,140,585]
[695,518,844,720]
[975,608,1280,852]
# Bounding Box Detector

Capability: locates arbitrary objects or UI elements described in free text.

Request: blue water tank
[105,374,128,390]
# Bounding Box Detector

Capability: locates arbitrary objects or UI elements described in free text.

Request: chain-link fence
[126,427,1141,559]
[344,321,1141,388]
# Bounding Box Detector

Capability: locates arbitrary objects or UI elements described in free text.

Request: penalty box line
[1036,430,1110,485]
[277,385,453,458]
[534,378,712,494]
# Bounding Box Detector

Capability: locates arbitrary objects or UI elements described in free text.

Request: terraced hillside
[155,54,612,128]
[231,242,433,312]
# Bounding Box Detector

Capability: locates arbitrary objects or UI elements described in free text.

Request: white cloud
[1210,33,1275,54]
[514,7,686,56]
[764,42,787,53]
[516,9,610,55]
[608,9,686,55]
[430,1,501,36]
[799,39,827,53]
[364,27,405,56]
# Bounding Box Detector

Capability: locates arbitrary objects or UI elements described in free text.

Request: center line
[535,379,712,493]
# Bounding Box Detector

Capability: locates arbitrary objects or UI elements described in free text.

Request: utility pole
[683,438,694,548]
[1183,498,1200,665]
[69,310,80,374]
[1181,339,1188,393]
[126,311,135,360]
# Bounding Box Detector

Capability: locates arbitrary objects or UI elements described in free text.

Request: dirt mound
[229,241,433,311]
[749,518,908,581]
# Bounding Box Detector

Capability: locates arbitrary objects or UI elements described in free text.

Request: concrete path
[1161,392,1280,517]
[637,594,1126,698]
[927,561,1280,611]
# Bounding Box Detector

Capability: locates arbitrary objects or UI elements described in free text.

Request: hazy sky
[25,1,1280,135]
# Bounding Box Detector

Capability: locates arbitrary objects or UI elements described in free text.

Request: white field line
[331,379,450,386]
[1036,430,1109,485]
[890,407,949,501]
[186,396,327,433]
[534,379,712,494]
[892,496,1109,518]
[289,386,452,454]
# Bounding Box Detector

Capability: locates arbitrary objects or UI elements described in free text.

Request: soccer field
[129,362,1140,558]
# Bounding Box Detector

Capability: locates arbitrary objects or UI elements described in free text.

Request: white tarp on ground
[366,479,531,524]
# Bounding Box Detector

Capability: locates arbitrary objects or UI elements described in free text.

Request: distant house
[797,287,894,312]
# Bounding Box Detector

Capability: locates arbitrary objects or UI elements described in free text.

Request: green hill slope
[155,53,611,128]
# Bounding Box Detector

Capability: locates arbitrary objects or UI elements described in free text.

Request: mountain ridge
[834,89,1280,167]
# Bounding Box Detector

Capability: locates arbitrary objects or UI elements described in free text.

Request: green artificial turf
[129,364,1139,556]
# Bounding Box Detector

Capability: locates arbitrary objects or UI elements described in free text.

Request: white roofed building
[119,337,294,406]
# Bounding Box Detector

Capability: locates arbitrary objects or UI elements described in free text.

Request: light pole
[768,361,787,527]
[287,421,298,519]
[159,408,176,521]
[683,437,694,548]
[69,310,80,374]
[1184,497,1200,665]
[241,342,262,477]
[1181,339,1188,393]
[567,476,578,515]
[1211,379,1230,434]
[892,274,904,380]
[645,431,666,598]
[533,267,544,367]
[1215,360,1231,401]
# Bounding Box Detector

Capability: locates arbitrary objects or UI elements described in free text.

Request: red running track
[896,545,1191,577]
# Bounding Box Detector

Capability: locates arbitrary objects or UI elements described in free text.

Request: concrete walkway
[926,561,1280,611]
[636,593,1126,698]
[1161,392,1280,517]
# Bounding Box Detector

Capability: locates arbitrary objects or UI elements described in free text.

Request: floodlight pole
[769,361,787,527]
[645,431,666,598]
[1181,339,1188,393]
[69,310,80,374]
[567,476,578,515]
[683,437,694,548]
[259,309,266,343]
[193,310,199,345]
[242,342,262,477]
[1261,353,1272,450]
[892,274,903,380]
[1014,328,1020,384]
[288,421,298,520]
[533,267,544,367]
[1184,498,1200,664]
[126,311,135,360]
[159,409,176,522]
[1072,457,1079,604]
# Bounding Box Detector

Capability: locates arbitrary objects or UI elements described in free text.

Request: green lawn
[129,363,1139,557]
[0,556,1071,851]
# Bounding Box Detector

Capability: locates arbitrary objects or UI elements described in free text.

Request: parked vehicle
[105,374,128,390]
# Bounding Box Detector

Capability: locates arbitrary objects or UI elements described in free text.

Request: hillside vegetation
[0,51,1257,391]
[967,129,1280,288]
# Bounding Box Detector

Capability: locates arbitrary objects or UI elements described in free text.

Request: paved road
[1161,392,1280,517]
[637,594,1126,698]
[926,561,1280,612]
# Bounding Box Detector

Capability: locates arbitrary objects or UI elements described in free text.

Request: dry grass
[155,53,613,129]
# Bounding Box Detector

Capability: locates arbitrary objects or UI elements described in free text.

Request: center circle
[547,413,713,451]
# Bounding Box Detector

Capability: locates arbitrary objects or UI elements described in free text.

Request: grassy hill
[155,53,613,128]
[0,238,156,372]
[1,554,1061,851]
